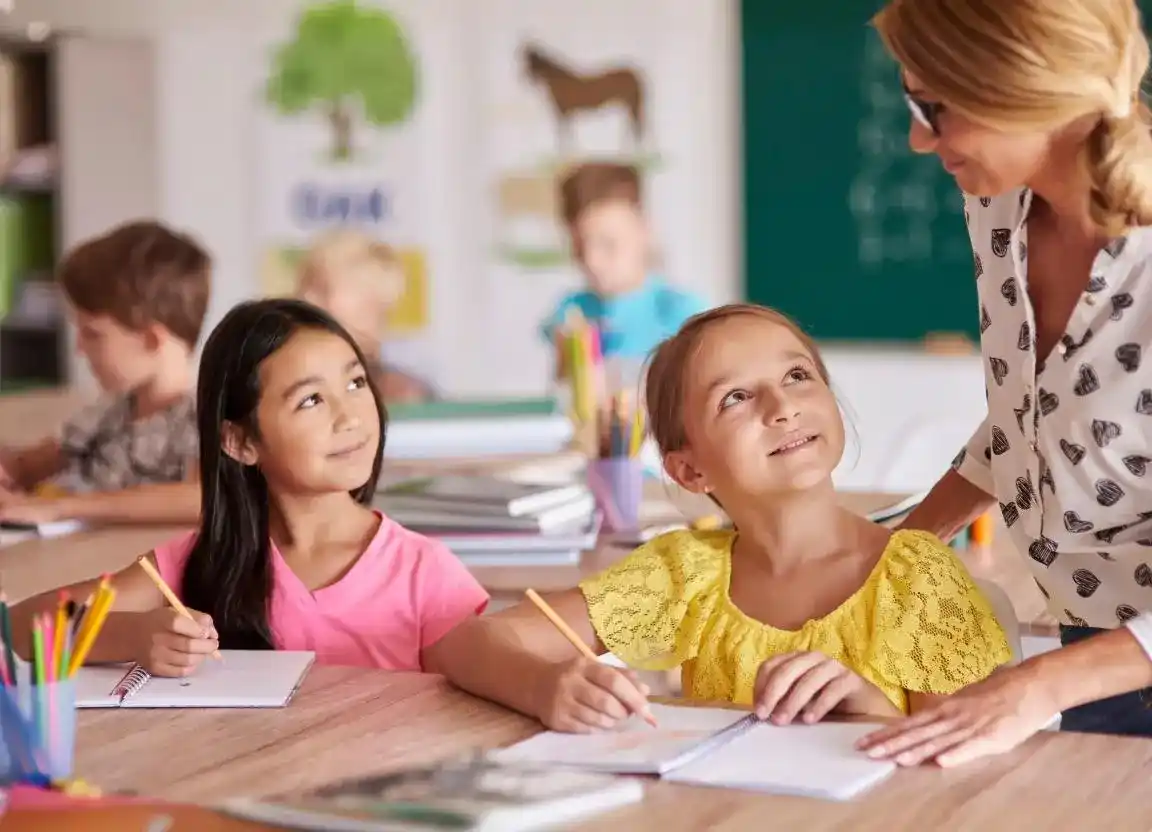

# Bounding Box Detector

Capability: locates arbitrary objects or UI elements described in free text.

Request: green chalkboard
[741,2,979,341]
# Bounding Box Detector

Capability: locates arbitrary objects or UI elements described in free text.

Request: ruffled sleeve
[579,529,728,671]
[865,530,1012,695]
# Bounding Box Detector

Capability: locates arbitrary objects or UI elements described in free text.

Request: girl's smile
[768,431,820,456]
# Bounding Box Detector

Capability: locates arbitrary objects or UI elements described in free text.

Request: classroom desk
[70,665,1152,830]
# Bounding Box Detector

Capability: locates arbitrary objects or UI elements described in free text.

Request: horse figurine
[521,42,646,150]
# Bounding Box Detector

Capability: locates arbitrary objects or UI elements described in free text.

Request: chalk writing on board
[848,35,946,268]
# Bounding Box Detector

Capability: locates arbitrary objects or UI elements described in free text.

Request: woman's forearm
[899,468,996,541]
[1031,627,1152,713]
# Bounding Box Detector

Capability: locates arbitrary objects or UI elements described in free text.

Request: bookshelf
[0,32,159,394]
[0,34,63,391]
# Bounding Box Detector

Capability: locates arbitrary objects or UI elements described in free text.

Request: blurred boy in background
[0,220,209,525]
[297,230,434,403]
[539,162,705,377]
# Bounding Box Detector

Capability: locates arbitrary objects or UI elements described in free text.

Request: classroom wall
[7,0,741,397]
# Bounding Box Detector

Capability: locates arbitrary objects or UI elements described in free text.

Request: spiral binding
[112,665,152,703]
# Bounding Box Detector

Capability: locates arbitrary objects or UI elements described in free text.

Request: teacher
[858,0,1152,766]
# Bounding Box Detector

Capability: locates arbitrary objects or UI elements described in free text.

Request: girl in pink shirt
[10,298,488,674]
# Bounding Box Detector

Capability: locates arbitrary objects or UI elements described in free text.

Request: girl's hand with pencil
[523,588,657,732]
[535,656,654,733]
[132,607,219,678]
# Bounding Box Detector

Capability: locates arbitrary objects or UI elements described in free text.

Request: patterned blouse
[579,529,1009,714]
[955,188,1152,628]
[56,393,198,492]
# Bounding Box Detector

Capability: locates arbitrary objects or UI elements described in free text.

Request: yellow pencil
[73,575,111,650]
[52,590,67,678]
[136,556,221,659]
[525,589,658,727]
[67,586,116,676]
[629,407,644,458]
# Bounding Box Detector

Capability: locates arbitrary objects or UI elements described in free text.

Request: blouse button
[1057,342,1068,356]
[1084,293,1097,306]
[1030,441,1039,453]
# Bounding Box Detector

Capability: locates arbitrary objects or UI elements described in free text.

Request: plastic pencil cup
[0,679,77,785]
[587,457,644,533]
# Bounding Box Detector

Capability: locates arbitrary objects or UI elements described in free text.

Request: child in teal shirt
[540,163,705,364]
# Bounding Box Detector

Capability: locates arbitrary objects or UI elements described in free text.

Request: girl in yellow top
[425,304,1011,731]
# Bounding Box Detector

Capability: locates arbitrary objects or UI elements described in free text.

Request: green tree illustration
[265,0,419,162]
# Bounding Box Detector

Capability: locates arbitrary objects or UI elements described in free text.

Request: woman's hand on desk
[133,607,219,678]
[534,656,654,733]
[856,666,1058,767]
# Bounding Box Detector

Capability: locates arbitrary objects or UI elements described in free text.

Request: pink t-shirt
[152,512,488,670]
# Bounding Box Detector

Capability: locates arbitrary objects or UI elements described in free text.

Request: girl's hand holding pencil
[131,606,219,678]
[526,589,657,733]
[534,655,656,734]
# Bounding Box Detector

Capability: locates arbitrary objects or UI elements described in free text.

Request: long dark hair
[181,299,387,649]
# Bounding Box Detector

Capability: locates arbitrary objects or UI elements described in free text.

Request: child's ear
[221,421,259,466]
[663,449,711,495]
[141,322,167,352]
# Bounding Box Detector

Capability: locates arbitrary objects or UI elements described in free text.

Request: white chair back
[975,578,1022,666]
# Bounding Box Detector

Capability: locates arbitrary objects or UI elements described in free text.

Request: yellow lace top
[579,529,1011,714]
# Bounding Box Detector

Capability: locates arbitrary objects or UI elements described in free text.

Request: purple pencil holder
[587,457,644,533]
[0,678,76,785]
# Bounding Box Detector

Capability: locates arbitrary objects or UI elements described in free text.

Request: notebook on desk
[489,704,895,802]
[74,650,314,709]
[0,518,85,539]
[220,757,642,832]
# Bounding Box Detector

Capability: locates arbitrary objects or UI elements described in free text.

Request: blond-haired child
[297,230,434,403]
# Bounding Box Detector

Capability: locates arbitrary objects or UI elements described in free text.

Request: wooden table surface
[68,666,1152,831]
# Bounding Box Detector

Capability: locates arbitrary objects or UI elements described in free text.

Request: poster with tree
[265,0,418,162]
[256,0,437,379]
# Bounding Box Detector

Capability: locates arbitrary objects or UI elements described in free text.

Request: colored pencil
[0,592,16,685]
[30,616,45,746]
[525,589,657,728]
[52,592,67,681]
[71,576,110,658]
[70,594,91,638]
[59,623,73,686]
[67,587,115,676]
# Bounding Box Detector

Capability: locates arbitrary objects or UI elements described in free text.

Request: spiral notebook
[490,704,896,802]
[74,650,315,709]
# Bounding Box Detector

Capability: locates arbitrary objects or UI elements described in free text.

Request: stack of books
[375,475,600,566]
[384,398,574,460]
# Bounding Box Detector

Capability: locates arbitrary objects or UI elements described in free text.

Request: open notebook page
[76,650,314,708]
[663,720,896,801]
[490,704,751,774]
